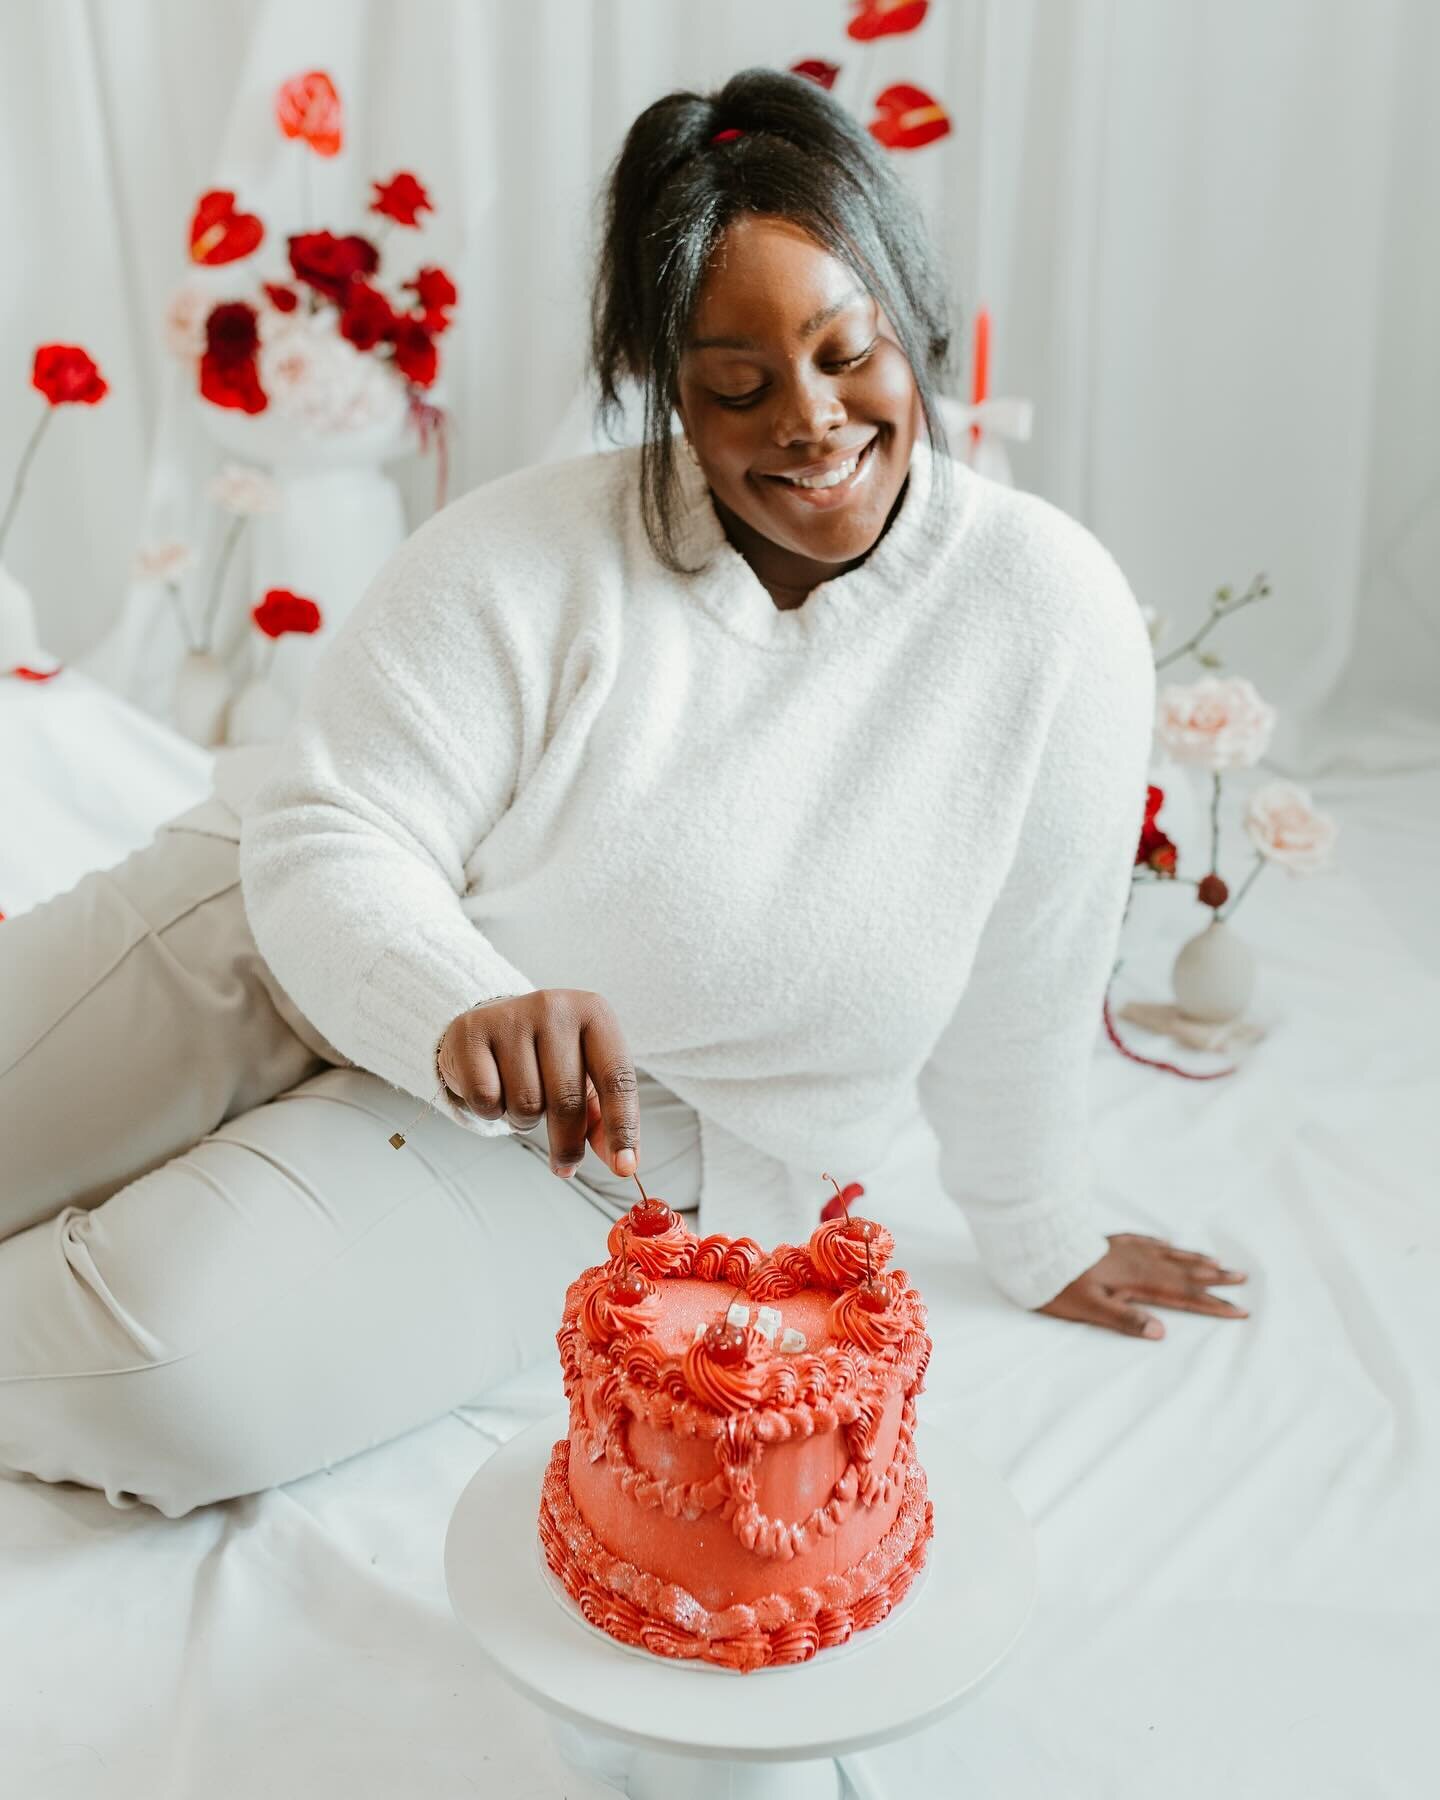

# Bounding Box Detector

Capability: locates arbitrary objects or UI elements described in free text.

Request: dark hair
[588,65,959,572]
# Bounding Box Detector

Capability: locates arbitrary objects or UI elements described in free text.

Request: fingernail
[614,1149,636,1177]
[553,1163,577,1179]
[1142,1319,1164,1339]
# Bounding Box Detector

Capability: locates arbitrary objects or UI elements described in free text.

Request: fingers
[495,1029,546,1135]
[535,1029,591,1177]
[437,1012,505,1120]
[1092,1293,1166,1340]
[579,999,640,1178]
[1129,1283,1249,1320]
[1114,1234,1249,1284]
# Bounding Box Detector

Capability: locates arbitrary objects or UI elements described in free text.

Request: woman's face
[673,213,922,591]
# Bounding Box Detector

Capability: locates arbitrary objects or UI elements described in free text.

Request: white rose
[1243,780,1338,873]
[257,311,408,437]
[208,462,281,515]
[1155,675,1276,771]
[163,279,213,361]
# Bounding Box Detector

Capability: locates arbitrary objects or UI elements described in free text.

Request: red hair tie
[710,126,744,144]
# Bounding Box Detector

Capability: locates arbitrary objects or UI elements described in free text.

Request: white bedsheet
[3,673,1436,1798]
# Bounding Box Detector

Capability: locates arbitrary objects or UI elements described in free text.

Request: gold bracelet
[386,995,497,1149]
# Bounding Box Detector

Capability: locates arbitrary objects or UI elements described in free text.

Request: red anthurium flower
[275,71,343,157]
[32,345,108,406]
[288,231,380,303]
[390,317,439,387]
[869,82,951,150]
[790,58,841,90]
[371,172,434,227]
[402,266,458,312]
[847,0,928,40]
[263,283,299,313]
[252,589,323,638]
[819,1180,866,1224]
[339,281,399,351]
[188,189,264,265]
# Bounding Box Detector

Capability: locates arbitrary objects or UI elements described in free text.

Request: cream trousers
[0,791,702,1518]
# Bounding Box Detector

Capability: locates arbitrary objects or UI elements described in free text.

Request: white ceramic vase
[1171,916,1255,1023]
[172,648,232,747]
[195,394,420,739]
[225,674,293,746]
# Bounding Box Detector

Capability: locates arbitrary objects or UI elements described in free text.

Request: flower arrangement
[167,68,458,441]
[789,1,952,153]
[1,343,110,682]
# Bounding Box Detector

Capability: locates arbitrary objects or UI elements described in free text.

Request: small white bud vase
[225,675,292,746]
[172,648,232,747]
[1171,916,1256,1023]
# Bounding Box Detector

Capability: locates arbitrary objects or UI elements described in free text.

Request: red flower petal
[789,59,842,90]
[252,588,323,637]
[263,283,300,313]
[200,351,267,414]
[847,0,929,41]
[370,171,434,227]
[390,318,439,388]
[11,664,65,681]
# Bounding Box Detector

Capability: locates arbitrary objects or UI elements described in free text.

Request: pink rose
[1243,780,1338,873]
[1155,675,1276,771]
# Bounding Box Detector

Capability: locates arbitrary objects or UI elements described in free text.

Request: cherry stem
[822,1170,843,1201]
[631,1172,649,1204]
[865,1237,873,1283]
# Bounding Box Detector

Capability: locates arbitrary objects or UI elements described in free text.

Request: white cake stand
[444,1410,1035,1799]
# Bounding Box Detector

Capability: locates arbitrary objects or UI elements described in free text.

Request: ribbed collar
[668,433,968,652]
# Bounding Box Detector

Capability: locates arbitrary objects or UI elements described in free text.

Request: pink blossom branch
[1154,572,1271,672]
[1218,852,1266,923]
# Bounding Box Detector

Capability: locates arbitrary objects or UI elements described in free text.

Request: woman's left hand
[1036,1233,1250,1339]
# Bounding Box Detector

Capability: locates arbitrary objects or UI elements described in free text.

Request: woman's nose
[772,372,846,447]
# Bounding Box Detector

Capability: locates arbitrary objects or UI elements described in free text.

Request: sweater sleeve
[236,515,542,1139]
[915,546,1156,1310]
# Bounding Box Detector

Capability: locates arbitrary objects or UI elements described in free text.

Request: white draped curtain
[1,0,1434,777]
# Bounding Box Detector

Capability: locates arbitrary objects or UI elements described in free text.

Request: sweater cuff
[963,1194,1113,1311]
[350,919,538,1139]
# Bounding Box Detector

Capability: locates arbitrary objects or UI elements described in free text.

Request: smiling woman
[588,66,957,608]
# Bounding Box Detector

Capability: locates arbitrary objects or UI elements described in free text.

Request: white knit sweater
[233,434,1156,1310]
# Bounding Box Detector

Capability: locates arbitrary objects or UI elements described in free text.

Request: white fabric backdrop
[0,0,1435,773]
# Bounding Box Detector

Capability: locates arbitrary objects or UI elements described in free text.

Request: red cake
[537,1191,934,1674]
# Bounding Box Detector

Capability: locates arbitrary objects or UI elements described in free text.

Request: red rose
[275,71,343,157]
[32,344,108,406]
[287,231,380,303]
[339,281,399,351]
[200,352,267,413]
[263,283,300,313]
[403,266,458,312]
[203,302,260,365]
[390,317,438,388]
[252,589,323,638]
[370,171,434,227]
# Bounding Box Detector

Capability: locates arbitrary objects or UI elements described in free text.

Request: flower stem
[1210,771,1222,873]
[1154,573,1269,672]
[0,408,53,558]
[200,515,246,653]
[1219,852,1266,923]
[167,580,200,654]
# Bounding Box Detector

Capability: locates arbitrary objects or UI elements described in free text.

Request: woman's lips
[760,435,879,509]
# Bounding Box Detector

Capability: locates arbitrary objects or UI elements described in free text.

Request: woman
[0,69,1247,1518]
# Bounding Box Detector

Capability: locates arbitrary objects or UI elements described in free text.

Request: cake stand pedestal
[444,1411,1035,1799]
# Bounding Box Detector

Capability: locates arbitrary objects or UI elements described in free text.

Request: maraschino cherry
[842,1216,880,1243]
[607,1266,651,1306]
[628,1194,677,1236]
[855,1276,893,1314]
[702,1320,749,1366]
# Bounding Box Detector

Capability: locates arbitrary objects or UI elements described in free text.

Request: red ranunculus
[288,231,380,302]
[370,171,434,227]
[200,352,266,414]
[275,71,343,156]
[252,589,323,638]
[203,302,260,365]
[403,266,458,312]
[32,344,108,406]
[263,283,299,313]
[389,317,439,388]
[339,281,398,351]
[1136,783,1179,874]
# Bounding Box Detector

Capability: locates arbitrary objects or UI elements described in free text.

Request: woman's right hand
[437,989,640,1182]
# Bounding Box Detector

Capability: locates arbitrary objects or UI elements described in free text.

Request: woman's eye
[712,340,878,410]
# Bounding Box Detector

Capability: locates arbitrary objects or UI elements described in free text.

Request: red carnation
[32,344,108,406]
[263,283,300,313]
[403,266,457,313]
[287,231,380,303]
[371,171,434,227]
[252,589,323,638]
[390,317,438,388]
[339,281,398,351]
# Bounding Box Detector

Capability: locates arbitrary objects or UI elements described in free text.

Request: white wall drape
[1,0,1434,777]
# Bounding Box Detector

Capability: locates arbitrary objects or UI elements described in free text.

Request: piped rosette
[829,1272,909,1354]
[604,1198,695,1278]
[680,1318,769,1413]
[577,1264,663,1348]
